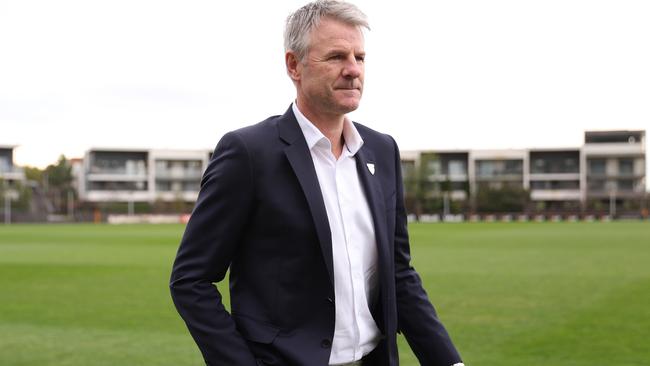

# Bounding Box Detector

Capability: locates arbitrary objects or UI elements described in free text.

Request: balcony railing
[587,171,644,178]
[155,169,203,180]
[530,168,580,174]
[475,173,523,180]
[0,165,24,174]
[89,166,147,176]
[0,166,25,180]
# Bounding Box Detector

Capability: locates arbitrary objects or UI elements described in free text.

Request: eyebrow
[324,49,366,57]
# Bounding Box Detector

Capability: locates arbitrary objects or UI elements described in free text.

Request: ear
[285,51,301,82]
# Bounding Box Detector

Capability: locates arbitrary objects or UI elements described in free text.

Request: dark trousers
[361,341,388,366]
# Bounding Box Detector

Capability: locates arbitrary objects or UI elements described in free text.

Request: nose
[342,55,362,79]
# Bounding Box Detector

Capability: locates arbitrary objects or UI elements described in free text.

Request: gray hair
[284,0,369,61]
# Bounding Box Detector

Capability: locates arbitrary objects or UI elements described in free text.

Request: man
[170,1,464,365]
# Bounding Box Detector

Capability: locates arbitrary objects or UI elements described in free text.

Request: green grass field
[1,222,649,366]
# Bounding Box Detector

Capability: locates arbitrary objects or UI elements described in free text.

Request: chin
[336,103,359,114]
[336,98,361,113]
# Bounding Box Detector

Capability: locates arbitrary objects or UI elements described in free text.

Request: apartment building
[151,149,207,202]
[74,130,645,213]
[417,151,470,201]
[402,130,646,213]
[529,149,582,211]
[0,146,26,195]
[470,149,528,193]
[77,148,210,203]
[582,130,646,211]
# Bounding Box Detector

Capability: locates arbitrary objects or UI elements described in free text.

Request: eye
[356,55,365,62]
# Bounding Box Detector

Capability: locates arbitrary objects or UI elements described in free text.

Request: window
[448,160,466,176]
[530,181,550,190]
[450,181,468,191]
[587,180,606,191]
[0,157,9,172]
[532,159,545,173]
[588,159,606,175]
[89,181,148,191]
[504,160,523,174]
[617,179,634,191]
[618,159,634,175]
[426,160,441,175]
[476,160,523,177]
[401,161,415,179]
[530,180,579,190]
[564,158,577,172]
[156,181,172,191]
[183,181,200,192]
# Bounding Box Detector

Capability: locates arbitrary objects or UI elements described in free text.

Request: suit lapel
[278,108,334,287]
[355,141,393,331]
[355,145,390,275]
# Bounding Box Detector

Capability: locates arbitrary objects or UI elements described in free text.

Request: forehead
[309,17,365,51]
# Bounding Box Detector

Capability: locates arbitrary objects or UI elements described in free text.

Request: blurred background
[1,0,648,223]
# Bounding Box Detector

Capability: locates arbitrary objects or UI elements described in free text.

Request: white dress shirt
[292,103,381,365]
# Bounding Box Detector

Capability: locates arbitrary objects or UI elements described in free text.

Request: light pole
[609,188,616,219]
[67,190,74,220]
[128,191,134,216]
[2,180,10,225]
[443,191,450,220]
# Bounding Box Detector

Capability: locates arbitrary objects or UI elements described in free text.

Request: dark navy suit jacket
[170,107,462,366]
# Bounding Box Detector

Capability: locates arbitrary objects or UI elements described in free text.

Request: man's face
[293,17,365,117]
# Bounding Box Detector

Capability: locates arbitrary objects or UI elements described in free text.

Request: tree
[403,154,472,217]
[403,153,439,218]
[43,155,74,214]
[0,178,32,217]
[24,166,43,183]
[475,183,530,213]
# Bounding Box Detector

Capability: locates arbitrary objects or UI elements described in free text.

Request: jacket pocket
[232,313,280,344]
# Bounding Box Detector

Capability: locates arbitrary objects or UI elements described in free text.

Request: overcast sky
[1,0,649,187]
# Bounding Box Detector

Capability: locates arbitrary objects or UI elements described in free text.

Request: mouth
[334,82,361,91]
[335,87,361,92]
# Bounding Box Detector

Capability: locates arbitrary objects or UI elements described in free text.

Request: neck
[296,99,345,159]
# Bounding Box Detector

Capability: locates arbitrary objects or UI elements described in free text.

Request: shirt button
[321,339,332,348]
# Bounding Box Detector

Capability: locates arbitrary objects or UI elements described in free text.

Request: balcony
[87,181,148,191]
[587,171,645,179]
[87,165,148,182]
[531,190,581,201]
[155,180,200,193]
[529,173,580,181]
[427,173,469,182]
[587,190,644,198]
[583,143,644,156]
[475,173,523,181]
[155,169,203,180]
[0,166,25,181]
[475,160,523,180]
[85,191,152,202]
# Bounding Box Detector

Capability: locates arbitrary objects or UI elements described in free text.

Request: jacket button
[326,297,334,305]
[321,339,332,348]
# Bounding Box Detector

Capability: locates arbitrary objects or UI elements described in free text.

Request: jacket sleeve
[390,137,463,366]
[169,131,257,366]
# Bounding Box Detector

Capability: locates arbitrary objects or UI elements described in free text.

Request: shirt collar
[292,101,364,155]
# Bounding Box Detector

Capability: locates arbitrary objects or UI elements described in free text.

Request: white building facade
[75,130,646,212]
[402,130,646,213]
[0,145,26,196]
[76,148,210,203]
